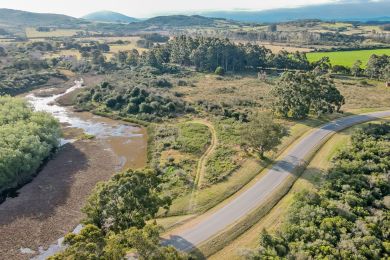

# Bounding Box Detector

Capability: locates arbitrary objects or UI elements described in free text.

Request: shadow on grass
[162,235,206,260]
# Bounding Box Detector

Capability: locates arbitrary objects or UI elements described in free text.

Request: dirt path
[0,139,119,259]
[192,119,218,188]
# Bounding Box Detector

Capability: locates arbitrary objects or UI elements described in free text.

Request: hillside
[0,8,84,27]
[143,15,223,27]
[82,11,139,23]
[201,1,390,22]
[90,15,231,34]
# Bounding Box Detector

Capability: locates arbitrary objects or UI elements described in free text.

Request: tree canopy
[0,96,60,195]
[251,123,390,259]
[51,168,185,259]
[272,71,345,119]
[83,168,171,233]
[241,112,288,158]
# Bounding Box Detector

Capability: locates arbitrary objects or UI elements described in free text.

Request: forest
[251,123,390,259]
[0,96,61,196]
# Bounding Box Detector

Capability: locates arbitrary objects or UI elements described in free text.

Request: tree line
[333,54,390,80]
[249,123,390,259]
[141,35,312,72]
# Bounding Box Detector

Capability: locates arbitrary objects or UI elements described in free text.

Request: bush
[214,66,225,76]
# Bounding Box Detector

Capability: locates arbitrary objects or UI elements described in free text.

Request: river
[17,80,147,259]
[26,80,147,170]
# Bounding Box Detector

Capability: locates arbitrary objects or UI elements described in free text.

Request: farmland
[307,48,390,67]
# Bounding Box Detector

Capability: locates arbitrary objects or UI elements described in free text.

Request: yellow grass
[106,42,147,60]
[155,214,195,231]
[175,74,390,114]
[45,49,82,59]
[25,27,82,38]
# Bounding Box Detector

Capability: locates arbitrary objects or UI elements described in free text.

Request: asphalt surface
[165,110,390,251]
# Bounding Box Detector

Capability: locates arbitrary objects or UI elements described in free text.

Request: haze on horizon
[0,0,346,18]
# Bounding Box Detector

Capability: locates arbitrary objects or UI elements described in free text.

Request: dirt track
[0,139,118,259]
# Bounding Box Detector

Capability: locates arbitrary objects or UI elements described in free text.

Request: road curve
[164,110,390,251]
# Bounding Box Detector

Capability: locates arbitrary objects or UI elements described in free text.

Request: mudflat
[0,139,118,259]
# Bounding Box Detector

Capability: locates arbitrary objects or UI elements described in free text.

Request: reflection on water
[25,80,147,169]
[23,80,147,259]
[26,80,140,140]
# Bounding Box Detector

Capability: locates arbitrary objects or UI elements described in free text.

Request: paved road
[165,110,390,251]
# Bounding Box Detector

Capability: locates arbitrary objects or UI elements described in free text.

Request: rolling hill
[201,1,390,23]
[82,11,139,23]
[142,15,224,27]
[0,8,84,27]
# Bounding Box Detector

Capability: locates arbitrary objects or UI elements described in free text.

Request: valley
[0,3,389,260]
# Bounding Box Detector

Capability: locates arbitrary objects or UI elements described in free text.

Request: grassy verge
[208,118,390,259]
[162,113,348,216]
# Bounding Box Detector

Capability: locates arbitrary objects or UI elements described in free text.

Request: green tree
[351,59,363,77]
[272,72,344,119]
[104,224,187,260]
[214,66,225,76]
[83,168,171,233]
[0,96,61,193]
[50,224,187,260]
[365,54,390,79]
[251,123,390,259]
[241,112,288,158]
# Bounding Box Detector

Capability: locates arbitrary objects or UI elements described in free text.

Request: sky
[0,0,341,18]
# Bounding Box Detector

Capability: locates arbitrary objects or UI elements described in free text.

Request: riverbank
[0,79,148,259]
[0,137,118,259]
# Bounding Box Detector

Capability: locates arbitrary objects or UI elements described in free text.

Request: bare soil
[0,139,119,259]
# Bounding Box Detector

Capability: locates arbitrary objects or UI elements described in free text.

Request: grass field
[25,27,83,38]
[306,48,390,67]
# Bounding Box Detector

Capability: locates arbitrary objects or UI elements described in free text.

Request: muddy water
[19,81,147,259]
[26,80,147,169]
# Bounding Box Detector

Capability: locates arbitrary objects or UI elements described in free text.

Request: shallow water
[25,80,147,169]
[21,80,147,259]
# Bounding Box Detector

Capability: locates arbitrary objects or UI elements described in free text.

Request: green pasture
[307,48,390,67]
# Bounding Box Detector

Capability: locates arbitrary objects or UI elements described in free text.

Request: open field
[25,27,83,38]
[44,36,146,60]
[234,40,314,53]
[157,73,390,217]
[306,48,390,67]
[175,73,390,113]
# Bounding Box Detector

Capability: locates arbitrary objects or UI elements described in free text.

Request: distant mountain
[83,11,139,23]
[201,1,390,23]
[0,8,83,27]
[142,15,223,27]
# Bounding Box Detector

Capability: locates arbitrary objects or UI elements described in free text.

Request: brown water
[21,80,148,259]
[26,80,147,170]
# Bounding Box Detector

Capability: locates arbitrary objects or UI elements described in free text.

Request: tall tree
[351,59,362,77]
[272,72,344,119]
[83,168,171,232]
[241,112,288,158]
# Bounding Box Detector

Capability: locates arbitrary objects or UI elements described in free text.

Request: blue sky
[0,0,341,18]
